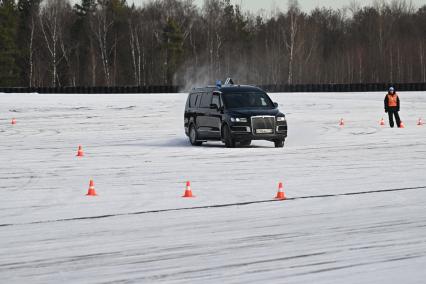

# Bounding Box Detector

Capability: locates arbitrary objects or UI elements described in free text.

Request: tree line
[0,0,425,88]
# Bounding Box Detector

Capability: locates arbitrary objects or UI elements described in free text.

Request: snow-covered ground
[1,92,426,283]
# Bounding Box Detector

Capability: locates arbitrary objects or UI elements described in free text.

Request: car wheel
[274,139,285,148]
[189,124,203,146]
[223,125,236,148]
[240,140,252,146]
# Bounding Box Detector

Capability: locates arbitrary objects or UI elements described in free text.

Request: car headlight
[276,116,286,122]
[231,117,248,123]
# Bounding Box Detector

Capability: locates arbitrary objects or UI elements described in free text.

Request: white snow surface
[1,92,426,283]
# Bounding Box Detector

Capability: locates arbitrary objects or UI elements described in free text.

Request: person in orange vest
[384,86,401,128]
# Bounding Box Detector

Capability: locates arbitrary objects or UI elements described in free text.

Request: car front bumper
[229,120,287,141]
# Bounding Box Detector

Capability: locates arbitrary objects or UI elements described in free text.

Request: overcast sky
[122,0,425,12]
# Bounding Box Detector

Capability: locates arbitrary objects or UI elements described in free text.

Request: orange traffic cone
[76,145,84,157]
[339,118,345,127]
[11,118,16,125]
[275,182,286,200]
[86,179,97,196]
[399,121,405,128]
[380,118,385,126]
[182,181,195,198]
[417,118,423,126]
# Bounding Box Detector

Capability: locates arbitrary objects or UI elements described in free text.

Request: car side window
[212,94,220,108]
[200,92,212,108]
[189,93,198,108]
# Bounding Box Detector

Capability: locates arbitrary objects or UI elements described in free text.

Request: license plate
[256,129,273,134]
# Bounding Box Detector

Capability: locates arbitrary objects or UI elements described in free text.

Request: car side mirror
[274,102,279,108]
[210,103,219,110]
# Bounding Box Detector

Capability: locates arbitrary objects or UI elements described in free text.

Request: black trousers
[388,110,401,128]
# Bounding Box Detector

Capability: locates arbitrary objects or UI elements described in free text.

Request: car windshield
[222,92,274,109]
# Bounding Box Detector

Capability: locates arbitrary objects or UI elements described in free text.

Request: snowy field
[1,91,426,283]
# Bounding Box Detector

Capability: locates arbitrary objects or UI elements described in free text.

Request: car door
[196,92,212,138]
[185,93,198,133]
[206,92,223,139]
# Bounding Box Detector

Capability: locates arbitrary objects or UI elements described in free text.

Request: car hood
[227,108,281,117]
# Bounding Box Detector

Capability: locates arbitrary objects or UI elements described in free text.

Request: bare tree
[128,16,144,86]
[420,40,426,82]
[91,0,114,86]
[284,0,302,84]
[28,14,35,87]
[39,0,68,87]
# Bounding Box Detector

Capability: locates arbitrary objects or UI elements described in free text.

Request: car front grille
[251,116,275,135]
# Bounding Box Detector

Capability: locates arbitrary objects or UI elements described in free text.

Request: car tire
[240,140,252,146]
[274,139,285,148]
[189,124,203,146]
[223,125,236,148]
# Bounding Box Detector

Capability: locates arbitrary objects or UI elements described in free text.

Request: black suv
[184,80,288,148]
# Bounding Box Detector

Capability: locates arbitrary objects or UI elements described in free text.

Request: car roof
[191,85,264,94]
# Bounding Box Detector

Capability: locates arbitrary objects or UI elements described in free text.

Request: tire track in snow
[1,185,425,228]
